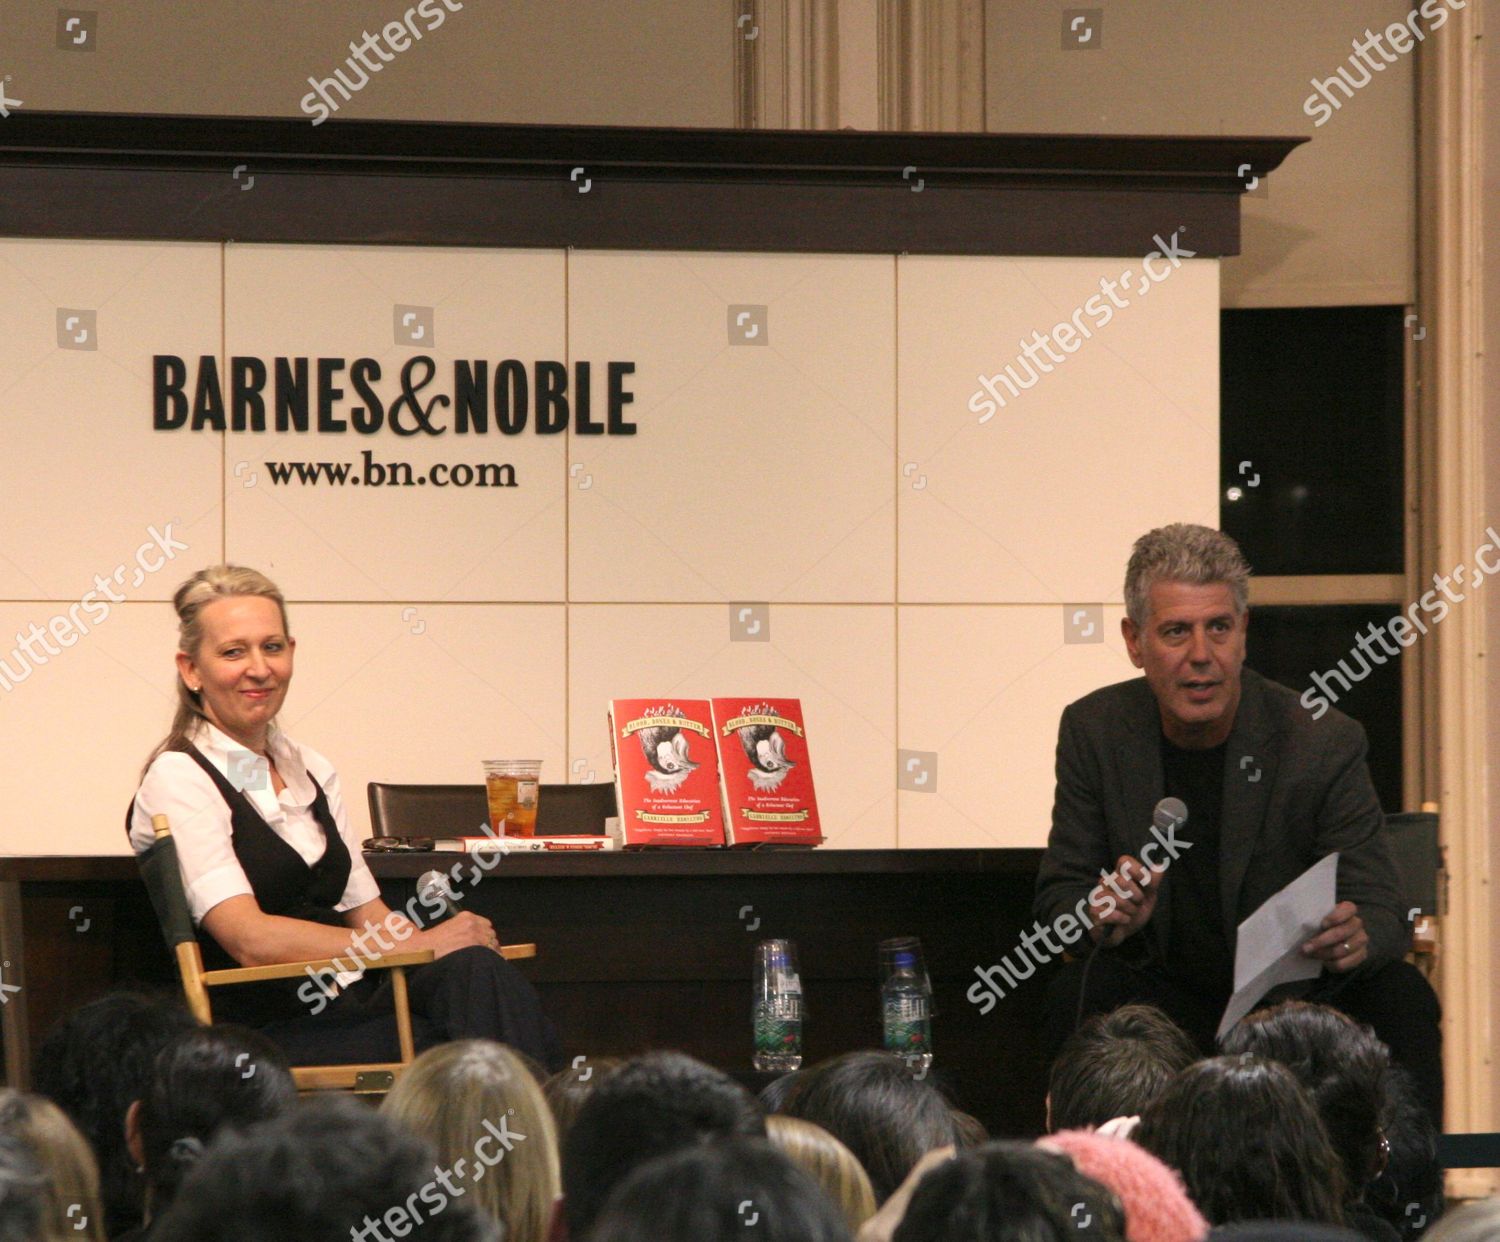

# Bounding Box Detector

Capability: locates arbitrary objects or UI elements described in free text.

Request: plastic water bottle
[753,939,803,1072]
[882,950,932,1073]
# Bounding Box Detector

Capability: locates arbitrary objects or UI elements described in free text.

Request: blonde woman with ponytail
[127,566,561,1068]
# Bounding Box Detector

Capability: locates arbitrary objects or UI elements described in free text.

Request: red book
[710,698,823,847]
[608,700,727,847]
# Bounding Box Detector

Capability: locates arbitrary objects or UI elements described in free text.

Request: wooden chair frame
[140,812,439,1093]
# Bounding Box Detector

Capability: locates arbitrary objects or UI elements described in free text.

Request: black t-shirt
[1160,735,1235,1003]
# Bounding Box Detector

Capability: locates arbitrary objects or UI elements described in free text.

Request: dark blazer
[1033,667,1409,973]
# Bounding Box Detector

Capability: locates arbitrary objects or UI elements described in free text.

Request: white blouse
[129,720,380,925]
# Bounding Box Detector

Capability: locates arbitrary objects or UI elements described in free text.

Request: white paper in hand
[1216,852,1339,1041]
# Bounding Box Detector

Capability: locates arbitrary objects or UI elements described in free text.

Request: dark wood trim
[0,112,1305,257]
[0,881,30,1089]
[0,848,1044,883]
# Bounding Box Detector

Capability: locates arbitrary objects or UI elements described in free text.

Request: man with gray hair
[1035,523,1442,1123]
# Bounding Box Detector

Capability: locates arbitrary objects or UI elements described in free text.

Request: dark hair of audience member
[30,992,196,1237]
[892,1141,1127,1242]
[150,1094,496,1242]
[1366,1064,1445,1242]
[1134,1055,1346,1228]
[1221,1002,1390,1199]
[1048,1004,1199,1132]
[950,1109,989,1148]
[589,1136,852,1242]
[542,1054,623,1143]
[128,1026,296,1224]
[560,1051,765,1239]
[758,1068,807,1115]
[777,1050,959,1204]
[0,1090,107,1242]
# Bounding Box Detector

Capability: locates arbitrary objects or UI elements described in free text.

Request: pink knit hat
[1043,1130,1208,1242]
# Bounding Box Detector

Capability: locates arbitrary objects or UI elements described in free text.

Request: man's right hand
[1088,854,1159,944]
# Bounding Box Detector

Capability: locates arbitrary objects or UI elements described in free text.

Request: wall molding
[0,112,1300,257]
[1418,4,1494,1185]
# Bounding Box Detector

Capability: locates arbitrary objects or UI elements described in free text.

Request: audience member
[1419,1199,1500,1242]
[890,1141,1127,1242]
[0,1090,106,1242]
[1049,1005,1199,1132]
[1044,1129,1207,1242]
[119,1025,296,1239]
[589,1136,852,1242]
[30,991,195,1237]
[758,1068,806,1114]
[1221,1002,1396,1241]
[777,1051,959,1204]
[766,1115,877,1232]
[383,1040,560,1242]
[1134,1055,1346,1229]
[1207,1226,1368,1241]
[950,1110,989,1148]
[0,1130,44,1242]
[150,1094,497,1242]
[1368,1066,1445,1242]
[543,1055,622,1143]
[560,1051,764,1239]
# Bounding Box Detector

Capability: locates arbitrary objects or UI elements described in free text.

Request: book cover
[608,700,727,847]
[710,698,823,846]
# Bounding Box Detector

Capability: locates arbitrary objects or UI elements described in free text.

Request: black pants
[1044,950,1444,1128]
[255,946,564,1072]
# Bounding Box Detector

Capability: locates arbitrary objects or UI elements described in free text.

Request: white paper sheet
[1216,852,1339,1041]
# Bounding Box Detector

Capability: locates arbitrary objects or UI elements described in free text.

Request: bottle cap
[894,951,915,968]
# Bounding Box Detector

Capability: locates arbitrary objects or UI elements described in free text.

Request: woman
[382,1040,560,1242]
[775,1050,960,1204]
[1134,1055,1347,1230]
[766,1114,877,1233]
[118,1025,297,1240]
[0,1089,107,1242]
[128,565,560,1068]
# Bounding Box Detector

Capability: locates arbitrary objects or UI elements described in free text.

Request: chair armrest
[200,949,435,987]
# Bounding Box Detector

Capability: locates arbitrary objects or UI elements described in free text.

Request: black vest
[129,743,355,1026]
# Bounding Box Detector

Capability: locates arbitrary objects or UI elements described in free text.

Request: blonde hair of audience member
[1422,1199,1500,1242]
[381,1040,560,1242]
[0,1090,106,1242]
[142,564,290,775]
[766,1114,877,1231]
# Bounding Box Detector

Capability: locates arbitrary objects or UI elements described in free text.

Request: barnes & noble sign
[153,355,638,437]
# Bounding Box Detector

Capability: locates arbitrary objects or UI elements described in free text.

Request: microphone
[1099,797,1188,948]
[1076,797,1189,1034]
[416,869,460,923]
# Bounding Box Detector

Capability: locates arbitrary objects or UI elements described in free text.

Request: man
[1036,524,1442,1123]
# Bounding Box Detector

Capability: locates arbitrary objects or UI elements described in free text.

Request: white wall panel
[568,252,896,604]
[898,255,1220,604]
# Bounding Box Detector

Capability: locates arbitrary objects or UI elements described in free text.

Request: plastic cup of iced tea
[482,760,542,837]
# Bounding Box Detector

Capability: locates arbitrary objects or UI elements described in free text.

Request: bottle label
[754,998,803,1055]
[883,995,931,1053]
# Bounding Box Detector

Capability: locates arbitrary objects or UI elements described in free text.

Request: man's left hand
[1301,900,1368,972]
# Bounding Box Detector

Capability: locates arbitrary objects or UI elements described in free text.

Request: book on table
[608,699,727,847]
[710,698,823,847]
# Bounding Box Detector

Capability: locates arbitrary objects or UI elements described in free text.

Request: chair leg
[391,966,416,1064]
